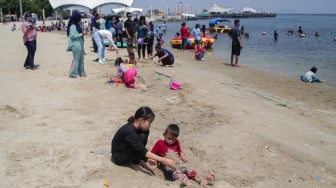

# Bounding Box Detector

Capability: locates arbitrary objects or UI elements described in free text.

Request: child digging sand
[114,57,137,88]
[151,124,215,187]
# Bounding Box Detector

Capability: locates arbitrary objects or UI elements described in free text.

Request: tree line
[0,0,53,19]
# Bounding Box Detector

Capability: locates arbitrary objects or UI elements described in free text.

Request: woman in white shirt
[93,29,118,64]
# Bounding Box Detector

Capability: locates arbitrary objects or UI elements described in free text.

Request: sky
[130,0,336,14]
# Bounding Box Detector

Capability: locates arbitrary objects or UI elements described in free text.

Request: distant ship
[227,6,276,18]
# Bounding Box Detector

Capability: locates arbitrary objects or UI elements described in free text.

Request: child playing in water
[195,41,205,61]
[300,66,324,83]
[151,124,215,187]
[114,57,137,88]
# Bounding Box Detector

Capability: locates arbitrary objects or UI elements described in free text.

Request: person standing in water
[229,19,243,67]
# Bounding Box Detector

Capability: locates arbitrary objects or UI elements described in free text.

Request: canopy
[209,17,230,25]
[48,0,134,9]
[207,4,233,13]
[112,7,143,14]
[241,6,257,13]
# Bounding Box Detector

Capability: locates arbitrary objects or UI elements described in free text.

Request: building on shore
[196,4,233,19]
[197,4,276,19]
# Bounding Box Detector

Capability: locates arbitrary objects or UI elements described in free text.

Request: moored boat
[208,17,232,33]
[208,26,232,33]
[170,35,216,49]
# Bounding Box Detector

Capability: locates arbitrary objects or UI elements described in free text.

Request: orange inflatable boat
[170,35,216,49]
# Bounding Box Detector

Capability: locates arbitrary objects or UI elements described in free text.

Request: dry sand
[1,21,336,188]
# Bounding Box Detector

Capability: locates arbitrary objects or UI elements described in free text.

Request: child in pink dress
[114,57,137,88]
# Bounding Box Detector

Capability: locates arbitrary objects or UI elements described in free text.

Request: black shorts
[232,45,241,56]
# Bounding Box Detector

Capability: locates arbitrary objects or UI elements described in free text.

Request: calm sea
[158,14,336,89]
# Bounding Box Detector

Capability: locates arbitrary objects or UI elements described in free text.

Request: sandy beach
[1,21,336,188]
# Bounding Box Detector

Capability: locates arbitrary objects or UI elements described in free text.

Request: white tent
[241,7,257,13]
[207,4,233,13]
[48,0,134,9]
[112,7,143,14]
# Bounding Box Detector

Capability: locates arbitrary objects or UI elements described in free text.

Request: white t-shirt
[303,71,315,82]
[97,30,117,48]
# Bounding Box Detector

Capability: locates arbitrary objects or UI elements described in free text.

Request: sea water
[159,14,336,89]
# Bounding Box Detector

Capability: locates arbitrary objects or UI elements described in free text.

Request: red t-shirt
[195,46,205,53]
[180,26,189,39]
[151,139,182,157]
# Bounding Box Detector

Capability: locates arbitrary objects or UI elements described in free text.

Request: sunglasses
[26,14,31,17]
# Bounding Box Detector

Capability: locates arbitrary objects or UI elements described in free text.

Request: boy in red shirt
[151,124,215,186]
[180,22,190,51]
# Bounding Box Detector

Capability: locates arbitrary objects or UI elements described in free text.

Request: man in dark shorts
[229,19,243,67]
[124,12,137,55]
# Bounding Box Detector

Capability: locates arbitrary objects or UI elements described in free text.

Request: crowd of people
[63,10,174,86]
[21,10,326,85]
[17,8,329,187]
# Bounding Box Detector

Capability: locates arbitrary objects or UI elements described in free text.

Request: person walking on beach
[67,11,87,78]
[124,12,137,56]
[111,106,176,173]
[229,19,243,67]
[21,12,39,70]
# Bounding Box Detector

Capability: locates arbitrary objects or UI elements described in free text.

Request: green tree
[0,0,53,19]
